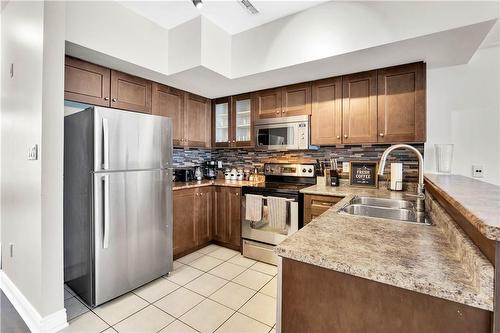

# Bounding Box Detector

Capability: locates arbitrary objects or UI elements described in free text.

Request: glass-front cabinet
[213,94,254,148]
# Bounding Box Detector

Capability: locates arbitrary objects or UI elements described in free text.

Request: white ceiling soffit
[67,19,497,98]
[118,0,326,35]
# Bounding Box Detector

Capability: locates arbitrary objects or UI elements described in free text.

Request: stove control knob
[308,168,313,173]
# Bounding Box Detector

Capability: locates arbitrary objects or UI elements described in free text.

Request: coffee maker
[204,161,217,179]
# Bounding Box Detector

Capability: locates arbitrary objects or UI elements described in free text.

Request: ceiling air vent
[239,0,259,14]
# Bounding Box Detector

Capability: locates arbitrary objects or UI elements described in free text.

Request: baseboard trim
[0,270,68,333]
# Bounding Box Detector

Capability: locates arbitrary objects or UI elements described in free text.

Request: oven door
[241,193,299,246]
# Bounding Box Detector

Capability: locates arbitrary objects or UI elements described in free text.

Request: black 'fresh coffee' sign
[349,161,378,188]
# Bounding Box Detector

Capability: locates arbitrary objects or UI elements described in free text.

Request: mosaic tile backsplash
[173,145,424,182]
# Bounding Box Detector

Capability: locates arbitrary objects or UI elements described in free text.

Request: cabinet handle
[275,110,280,114]
[112,98,117,102]
[344,134,348,139]
[236,193,239,196]
[379,133,385,137]
[232,140,235,143]
[104,97,109,101]
[336,135,340,139]
[282,110,285,113]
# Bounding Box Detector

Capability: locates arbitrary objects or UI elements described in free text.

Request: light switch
[27,144,38,160]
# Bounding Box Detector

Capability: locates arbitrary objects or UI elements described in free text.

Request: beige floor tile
[93,293,148,326]
[233,269,273,291]
[208,262,246,280]
[166,264,204,285]
[259,277,277,298]
[209,282,256,310]
[102,328,118,333]
[113,305,174,333]
[197,244,222,254]
[133,278,179,302]
[180,299,234,333]
[65,297,89,321]
[207,248,239,261]
[189,255,224,272]
[64,289,74,300]
[269,328,275,333]
[177,251,205,264]
[173,260,185,271]
[61,311,109,333]
[154,287,204,318]
[215,312,270,333]
[185,273,227,297]
[250,262,277,276]
[227,255,257,268]
[159,320,198,333]
[239,293,276,327]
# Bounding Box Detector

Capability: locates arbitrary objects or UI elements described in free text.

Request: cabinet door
[282,83,311,117]
[64,56,111,106]
[195,187,213,245]
[311,77,342,145]
[213,187,229,242]
[110,70,152,114]
[173,189,196,257]
[342,71,378,144]
[152,83,185,146]
[255,88,282,119]
[213,97,231,148]
[232,94,254,147]
[227,188,241,248]
[185,93,211,148]
[377,62,426,143]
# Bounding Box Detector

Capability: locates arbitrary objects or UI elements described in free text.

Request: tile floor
[63,244,277,333]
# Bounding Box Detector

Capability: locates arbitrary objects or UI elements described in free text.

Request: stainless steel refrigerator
[64,106,173,307]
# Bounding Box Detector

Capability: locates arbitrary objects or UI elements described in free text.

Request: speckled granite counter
[276,183,494,311]
[425,173,500,241]
[173,179,263,191]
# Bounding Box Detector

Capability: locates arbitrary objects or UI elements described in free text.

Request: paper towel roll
[390,163,403,191]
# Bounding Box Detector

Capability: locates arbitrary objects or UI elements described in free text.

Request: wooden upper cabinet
[377,62,426,143]
[185,93,211,148]
[311,77,342,145]
[152,83,185,146]
[232,93,254,147]
[64,56,111,106]
[110,70,152,114]
[255,88,282,119]
[342,71,378,144]
[282,82,311,117]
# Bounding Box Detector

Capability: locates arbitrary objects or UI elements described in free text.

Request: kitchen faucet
[378,144,425,213]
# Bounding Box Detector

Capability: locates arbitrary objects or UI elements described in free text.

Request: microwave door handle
[102,175,110,249]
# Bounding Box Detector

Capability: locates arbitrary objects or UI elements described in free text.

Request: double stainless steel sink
[340,196,429,225]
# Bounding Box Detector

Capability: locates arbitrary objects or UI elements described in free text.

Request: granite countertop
[425,173,500,241]
[173,179,263,191]
[276,182,494,311]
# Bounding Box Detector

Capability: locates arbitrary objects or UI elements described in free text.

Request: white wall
[425,46,500,185]
[168,17,201,75]
[1,0,65,321]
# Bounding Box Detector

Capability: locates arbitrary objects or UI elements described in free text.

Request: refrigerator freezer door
[93,169,172,306]
[93,107,172,172]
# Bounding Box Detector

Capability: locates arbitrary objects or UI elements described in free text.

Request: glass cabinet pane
[235,99,251,142]
[215,102,229,143]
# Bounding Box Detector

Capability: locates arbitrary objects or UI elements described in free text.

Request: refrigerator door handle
[102,118,110,170]
[102,175,110,249]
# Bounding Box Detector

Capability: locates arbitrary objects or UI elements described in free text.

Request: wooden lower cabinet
[303,194,343,225]
[281,258,491,333]
[213,187,241,250]
[173,186,240,258]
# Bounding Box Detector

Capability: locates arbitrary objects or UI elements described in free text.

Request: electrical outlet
[27,144,38,160]
[472,165,484,178]
[342,162,350,173]
[217,161,223,168]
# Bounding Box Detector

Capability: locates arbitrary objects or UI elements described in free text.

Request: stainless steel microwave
[255,115,309,150]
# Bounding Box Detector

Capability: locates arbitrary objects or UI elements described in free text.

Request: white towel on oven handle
[267,196,288,231]
[245,194,263,222]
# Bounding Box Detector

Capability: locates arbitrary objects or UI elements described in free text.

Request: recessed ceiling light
[192,0,203,9]
[239,0,259,14]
